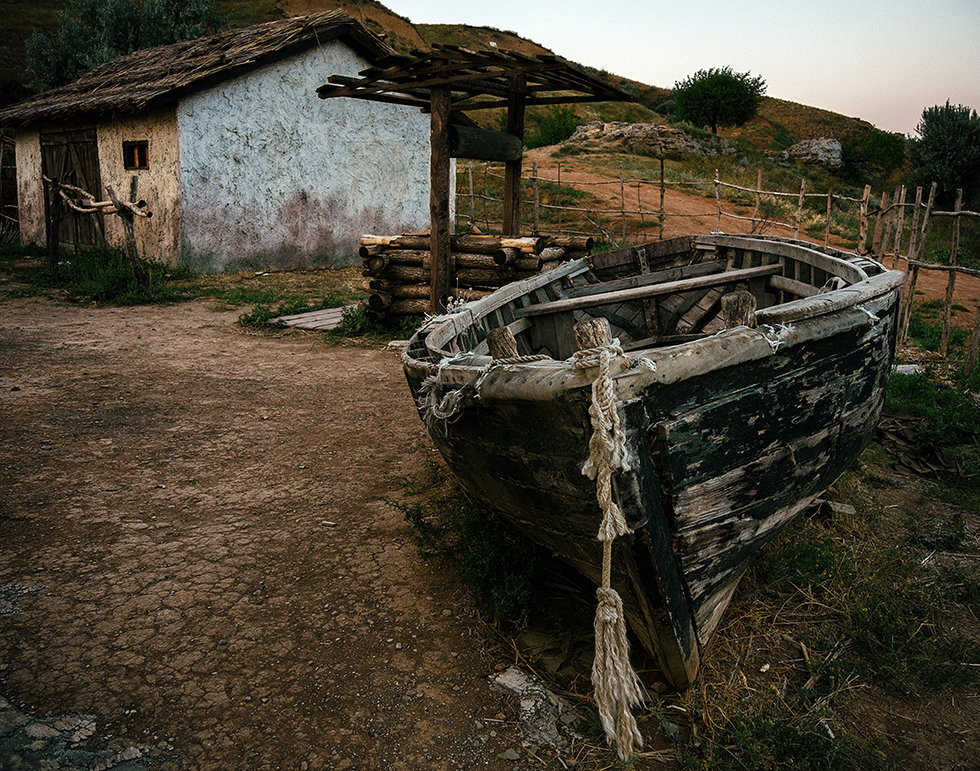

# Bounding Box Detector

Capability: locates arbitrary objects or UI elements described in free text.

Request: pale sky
[389,0,980,136]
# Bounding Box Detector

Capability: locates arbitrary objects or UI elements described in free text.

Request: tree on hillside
[27,0,224,91]
[907,101,980,207]
[672,67,766,134]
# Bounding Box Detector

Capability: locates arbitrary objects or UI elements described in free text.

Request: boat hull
[402,235,903,688]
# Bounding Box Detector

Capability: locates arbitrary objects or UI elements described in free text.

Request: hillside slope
[1,0,882,154]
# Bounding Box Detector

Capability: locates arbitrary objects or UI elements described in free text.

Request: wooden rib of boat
[401,234,905,689]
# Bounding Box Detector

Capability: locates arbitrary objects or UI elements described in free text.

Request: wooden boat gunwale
[403,234,905,397]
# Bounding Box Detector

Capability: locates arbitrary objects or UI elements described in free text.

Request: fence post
[939,189,963,358]
[858,184,871,254]
[824,192,832,246]
[794,178,806,239]
[532,160,540,234]
[968,295,980,374]
[620,168,627,243]
[556,161,562,235]
[467,161,475,228]
[899,182,936,347]
[871,190,887,256]
[907,186,923,266]
[751,168,762,232]
[891,185,906,269]
[659,154,665,241]
[714,170,721,232]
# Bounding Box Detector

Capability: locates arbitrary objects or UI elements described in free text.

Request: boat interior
[407,234,890,364]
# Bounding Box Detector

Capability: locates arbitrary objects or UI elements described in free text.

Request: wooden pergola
[317,45,633,311]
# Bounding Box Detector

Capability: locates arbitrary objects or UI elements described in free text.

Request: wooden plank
[769,274,818,298]
[270,305,353,331]
[567,261,725,299]
[517,264,783,317]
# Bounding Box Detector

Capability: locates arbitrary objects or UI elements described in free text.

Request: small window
[123,140,149,170]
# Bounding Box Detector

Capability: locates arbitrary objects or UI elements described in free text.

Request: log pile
[360,233,593,315]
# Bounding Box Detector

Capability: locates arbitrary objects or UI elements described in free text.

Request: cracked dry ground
[0,298,533,769]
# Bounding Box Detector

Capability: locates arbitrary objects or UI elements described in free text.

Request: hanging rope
[572,329,645,761]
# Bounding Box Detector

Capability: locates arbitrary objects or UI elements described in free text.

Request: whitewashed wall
[177,43,432,272]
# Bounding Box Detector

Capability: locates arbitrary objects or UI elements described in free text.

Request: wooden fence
[458,161,980,370]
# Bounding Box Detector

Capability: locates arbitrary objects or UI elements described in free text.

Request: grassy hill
[1,0,887,161]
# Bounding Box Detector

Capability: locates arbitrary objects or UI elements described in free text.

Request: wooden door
[40,128,105,249]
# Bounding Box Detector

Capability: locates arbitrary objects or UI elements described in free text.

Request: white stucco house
[0,11,433,271]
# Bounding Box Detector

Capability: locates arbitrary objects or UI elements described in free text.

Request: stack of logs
[360,233,594,315]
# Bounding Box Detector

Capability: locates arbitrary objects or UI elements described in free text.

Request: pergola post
[502,75,526,236]
[429,84,452,313]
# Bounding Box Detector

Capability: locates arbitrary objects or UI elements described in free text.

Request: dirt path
[527,149,980,325]
[0,298,536,769]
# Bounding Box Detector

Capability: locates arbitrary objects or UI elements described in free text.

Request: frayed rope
[573,342,645,760]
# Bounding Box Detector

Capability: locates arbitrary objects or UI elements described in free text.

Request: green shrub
[525,106,580,149]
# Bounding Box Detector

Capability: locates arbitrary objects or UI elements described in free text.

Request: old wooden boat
[401,234,904,689]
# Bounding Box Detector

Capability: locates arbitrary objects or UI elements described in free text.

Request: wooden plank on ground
[270,305,354,331]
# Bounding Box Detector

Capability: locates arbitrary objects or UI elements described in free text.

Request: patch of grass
[328,303,422,341]
[691,711,884,770]
[18,247,193,304]
[886,373,980,446]
[847,548,980,694]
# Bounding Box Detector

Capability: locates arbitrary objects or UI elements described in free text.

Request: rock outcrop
[784,138,843,169]
[565,121,735,158]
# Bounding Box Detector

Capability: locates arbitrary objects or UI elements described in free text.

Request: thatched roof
[0,10,397,127]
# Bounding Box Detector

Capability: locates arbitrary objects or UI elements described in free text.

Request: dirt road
[0,298,538,769]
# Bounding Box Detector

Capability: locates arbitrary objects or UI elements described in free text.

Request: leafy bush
[907,101,980,208]
[525,106,580,149]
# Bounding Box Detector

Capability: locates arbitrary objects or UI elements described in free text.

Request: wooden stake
[871,190,887,256]
[502,74,526,236]
[967,295,980,374]
[487,326,519,359]
[907,186,923,266]
[468,161,475,228]
[794,178,806,239]
[824,192,832,246]
[620,168,627,243]
[751,168,762,232]
[714,170,721,232]
[658,154,665,241]
[429,84,453,313]
[858,185,871,255]
[939,189,963,358]
[871,192,888,261]
[532,160,540,234]
[899,183,937,347]
[891,185,906,269]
